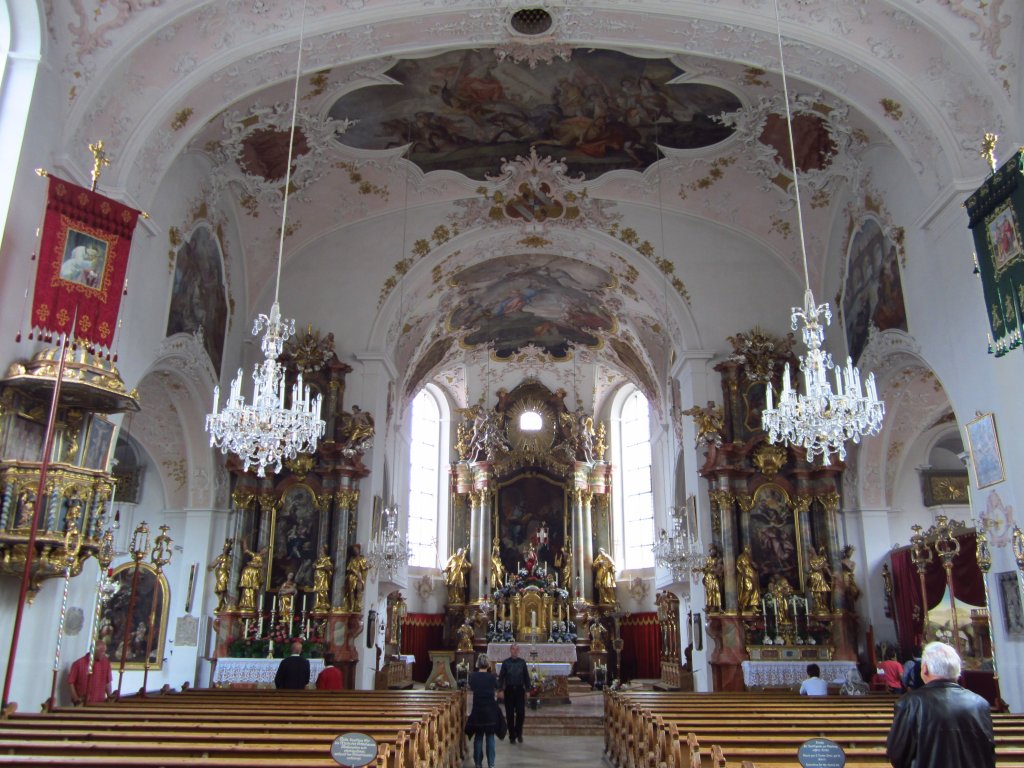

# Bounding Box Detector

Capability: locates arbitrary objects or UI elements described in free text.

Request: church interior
[1,0,1024,763]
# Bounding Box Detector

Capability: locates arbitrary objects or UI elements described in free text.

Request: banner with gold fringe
[964,150,1024,357]
[31,176,140,350]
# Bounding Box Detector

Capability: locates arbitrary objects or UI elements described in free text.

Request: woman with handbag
[465,653,504,768]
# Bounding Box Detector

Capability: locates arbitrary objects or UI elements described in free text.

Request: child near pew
[798,663,829,696]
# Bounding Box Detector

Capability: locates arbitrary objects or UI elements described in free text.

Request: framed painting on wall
[997,571,1024,636]
[99,562,170,670]
[83,417,115,471]
[965,412,1005,489]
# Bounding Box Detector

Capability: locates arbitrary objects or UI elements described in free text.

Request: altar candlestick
[243,618,250,638]
[257,614,264,638]
[531,610,536,632]
[301,593,306,615]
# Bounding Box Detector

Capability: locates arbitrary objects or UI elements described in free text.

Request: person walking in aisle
[466,654,503,768]
[498,642,529,743]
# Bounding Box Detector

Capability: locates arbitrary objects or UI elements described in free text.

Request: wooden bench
[0,689,464,768]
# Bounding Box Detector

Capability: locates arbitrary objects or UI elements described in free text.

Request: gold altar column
[710,487,737,611]
[580,488,594,602]
[468,485,491,604]
[570,488,587,604]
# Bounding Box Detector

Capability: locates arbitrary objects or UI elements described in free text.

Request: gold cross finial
[981,132,998,173]
[88,140,111,191]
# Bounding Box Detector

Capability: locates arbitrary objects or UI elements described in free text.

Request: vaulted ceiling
[40,1,1021,405]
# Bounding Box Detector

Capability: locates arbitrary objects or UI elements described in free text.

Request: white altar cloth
[212,657,324,687]
[740,660,856,688]
[487,643,577,663]
[496,662,572,677]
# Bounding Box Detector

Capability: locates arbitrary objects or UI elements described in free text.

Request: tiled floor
[461,734,606,767]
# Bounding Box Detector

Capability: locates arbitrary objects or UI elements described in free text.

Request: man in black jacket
[886,641,994,768]
[498,643,529,744]
[274,640,311,690]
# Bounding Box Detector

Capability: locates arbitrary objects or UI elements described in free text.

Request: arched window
[615,388,655,569]
[407,387,444,568]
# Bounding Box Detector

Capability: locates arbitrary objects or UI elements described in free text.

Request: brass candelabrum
[141,524,173,695]
[117,522,150,697]
[931,515,963,655]
[909,524,933,644]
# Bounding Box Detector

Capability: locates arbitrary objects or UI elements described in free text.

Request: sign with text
[798,737,846,768]
[330,733,378,767]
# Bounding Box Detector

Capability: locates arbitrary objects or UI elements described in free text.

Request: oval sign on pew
[330,732,378,767]
[798,737,846,768]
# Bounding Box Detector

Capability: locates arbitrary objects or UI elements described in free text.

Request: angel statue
[208,538,234,613]
[338,406,375,456]
[681,401,724,448]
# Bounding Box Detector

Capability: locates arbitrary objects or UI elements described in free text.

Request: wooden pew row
[605,691,1024,768]
[0,689,464,768]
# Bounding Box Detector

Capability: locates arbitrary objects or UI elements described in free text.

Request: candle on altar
[531,610,536,631]
[257,614,264,638]
[301,593,306,615]
[243,618,250,638]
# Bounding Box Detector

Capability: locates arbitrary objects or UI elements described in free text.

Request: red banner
[31,176,140,350]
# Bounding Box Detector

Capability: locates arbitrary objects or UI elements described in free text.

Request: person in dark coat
[886,641,995,768]
[497,642,529,743]
[466,653,502,768]
[274,640,310,690]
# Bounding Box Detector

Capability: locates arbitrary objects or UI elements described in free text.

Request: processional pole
[975,530,1006,710]
[909,525,933,647]
[44,507,84,711]
[116,522,150,697]
[141,525,173,695]
[932,515,962,656]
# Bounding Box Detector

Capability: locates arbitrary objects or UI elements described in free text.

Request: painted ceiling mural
[329,49,741,180]
[446,254,618,359]
[842,218,908,363]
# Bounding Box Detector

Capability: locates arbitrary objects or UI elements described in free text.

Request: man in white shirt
[799,663,828,696]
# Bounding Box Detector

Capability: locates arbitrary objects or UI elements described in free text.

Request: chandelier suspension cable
[205,0,325,477]
[759,0,885,466]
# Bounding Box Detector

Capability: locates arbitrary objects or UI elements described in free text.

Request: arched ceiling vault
[40,2,1020,400]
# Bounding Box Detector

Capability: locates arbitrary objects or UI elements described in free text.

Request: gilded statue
[489,537,506,590]
[681,401,724,448]
[312,546,334,613]
[589,618,607,652]
[208,538,234,613]
[767,574,794,622]
[594,422,607,462]
[808,546,832,614]
[593,548,617,607]
[840,544,860,606]
[444,547,472,604]
[343,543,371,613]
[559,407,596,463]
[14,494,36,529]
[696,543,723,612]
[238,546,267,613]
[736,545,760,614]
[555,536,573,591]
[456,619,475,652]
[278,572,297,622]
[338,406,375,455]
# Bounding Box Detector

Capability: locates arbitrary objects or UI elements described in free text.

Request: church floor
[460,734,607,767]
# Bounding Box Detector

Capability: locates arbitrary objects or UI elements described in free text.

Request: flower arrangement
[426,677,453,690]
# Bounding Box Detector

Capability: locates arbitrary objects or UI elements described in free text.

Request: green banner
[964,150,1024,356]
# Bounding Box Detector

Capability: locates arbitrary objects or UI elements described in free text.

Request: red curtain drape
[889,533,985,656]
[401,613,445,682]
[620,612,661,680]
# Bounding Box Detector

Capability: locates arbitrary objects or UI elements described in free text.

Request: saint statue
[808,546,832,614]
[278,572,298,623]
[524,543,538,576]
[593,548,617,607]
[681,401,725,448]
[697,543,723,613]
[443,547,472,604]
[555,536,573,590]
[840,544,860,606]
[589,618,607,652]
[343,543,371,613]
[456,619,475,652]
[312,546,334,613]
[208,538,233,613]
[489,537,506,590]
[238,546,267,613]
[767,574,794,623]
[736,545,760,614]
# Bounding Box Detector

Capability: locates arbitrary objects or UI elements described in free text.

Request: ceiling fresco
[329,49,741,180]
[446,253,618,359]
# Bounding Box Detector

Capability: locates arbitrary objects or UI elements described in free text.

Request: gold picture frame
[100,562,170,670]
[965,412,1005,489]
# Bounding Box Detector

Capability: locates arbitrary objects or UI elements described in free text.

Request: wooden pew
[0,689,464,768]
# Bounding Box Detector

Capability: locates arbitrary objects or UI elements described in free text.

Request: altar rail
[604,690,1024,768]
[0,688,464,768]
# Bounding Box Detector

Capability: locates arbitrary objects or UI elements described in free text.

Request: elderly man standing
[886,641,994,768]
[67,642,112,705]
[498,643,529,744]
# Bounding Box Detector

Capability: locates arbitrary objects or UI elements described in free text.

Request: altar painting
[447,254,615,359]
[747,484,802,593]
[99,562,169,670]
[269,484,321,591]
[329,49,740,180]
[496,475,566,575]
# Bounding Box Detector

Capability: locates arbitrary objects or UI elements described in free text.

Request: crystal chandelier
[205,3,324,477]
[759,0,884,465]
[366,502,411,582]
[653,500,705,582]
